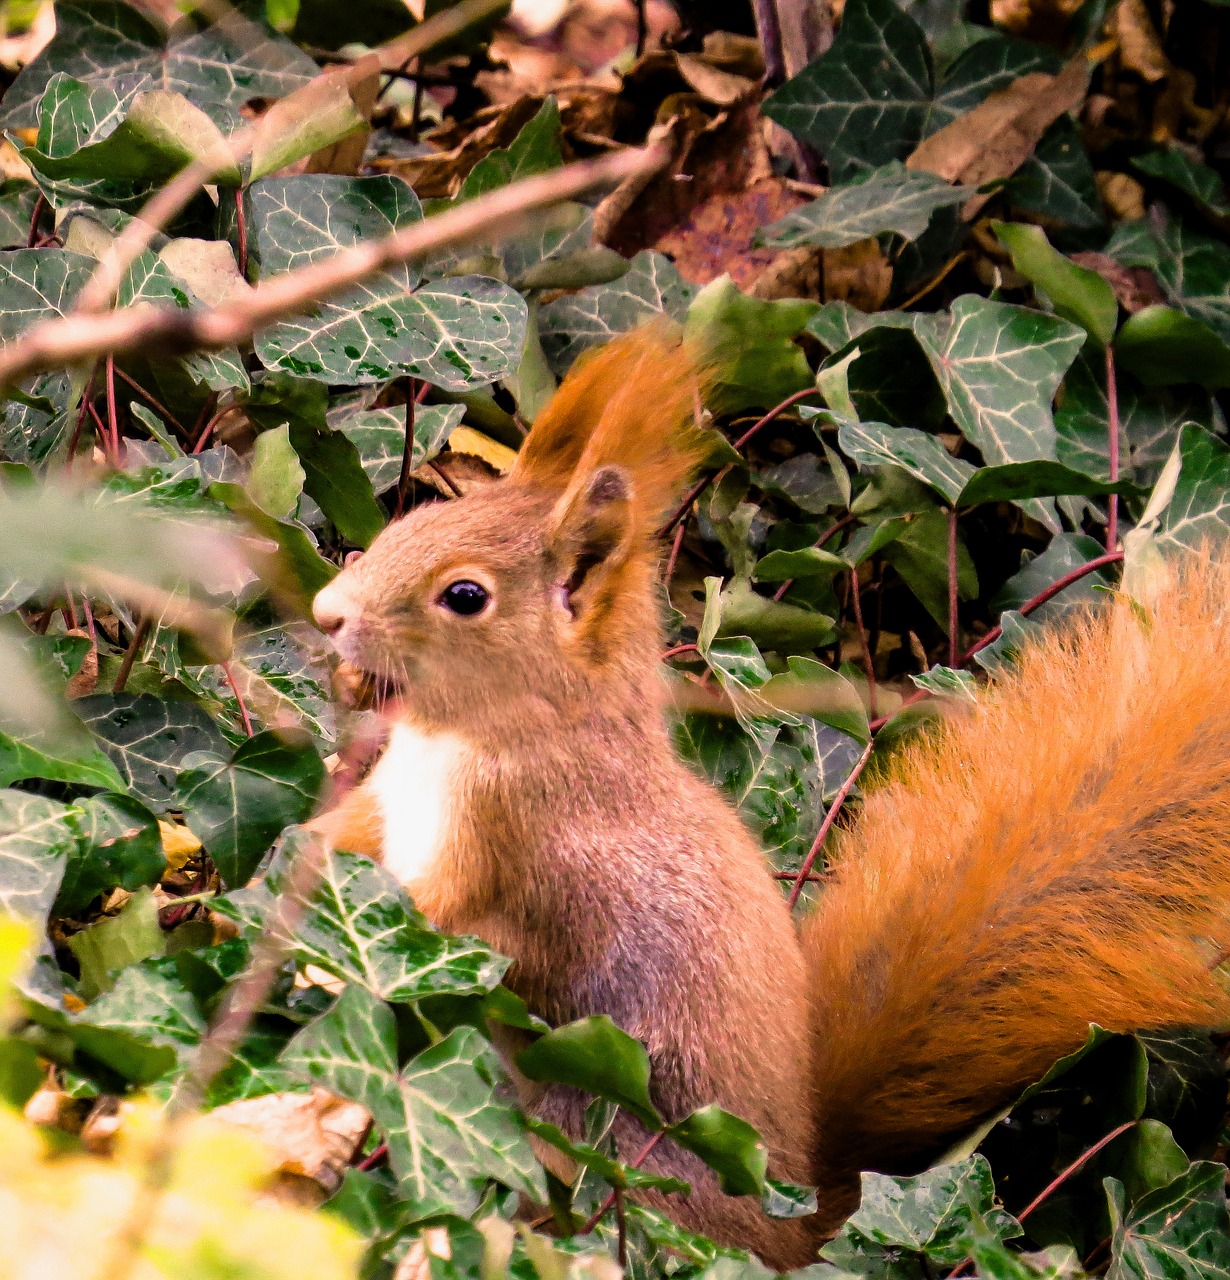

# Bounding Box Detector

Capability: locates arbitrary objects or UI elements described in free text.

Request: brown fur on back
[805,553,1230,1223]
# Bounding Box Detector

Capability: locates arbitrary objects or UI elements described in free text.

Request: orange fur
[805,552,1230,1223]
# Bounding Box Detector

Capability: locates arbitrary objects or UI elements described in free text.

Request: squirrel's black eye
[439,580,489,616]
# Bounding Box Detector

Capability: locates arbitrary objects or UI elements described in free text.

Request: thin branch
[113,617,151,694]
[660,643,699,661]
[105,354,121,465]
[773,512,855,601]
[234,187,249,281]
[26,194,47,249]
[959,552,1124,666]
[582,1131,665,1234]
[395,378,417,518]
[114,366,188,436]
[658,388,821,538]
[1017,1121,1135,1224]
[787,738,875,909]
[0,146,662,390]
[663,518,687,592]
[849,567,877,720]
[222,661,255,737]
[947,505,959,667]
[1105,345,1120,551]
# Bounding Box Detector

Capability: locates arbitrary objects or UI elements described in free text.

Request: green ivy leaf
[1005,116,1103,229]
[54,792,164,916]
[248,424,306,519]
[77,693,232,809]
[837,418,975,505]
[248,175,527,389]
[0,789,73,921]
[0,0,319,130]
[668,1104,768,1198]
[68,887,165,999]
[757,163,972,249]
[1107,1162,1230,1280]
[539,250,695,375]
[684,276,817,413]
[457,97,562,201]
[287,419,385,548]
[526,1118,690,1194]
[1114,307,1230,389]
[822,1157,1022,1273]
[282,983,546,1214]
[516,1015,661,1128]
[218,844,509,1002]
[176,730,325,887]
[337,402,464,493]
[1148,424,1230,553]
[1132,145,1230,218]
[993,222,1118,347]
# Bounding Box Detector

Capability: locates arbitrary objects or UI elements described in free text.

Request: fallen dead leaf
[990,0,1085,43]
[1096,170,1147,220]
[750,244,824,300]
[447,426,518,473]
[907,57,1091,218]
[208,1088,371,1197]
[63,628,98,699]
[822,239,893,311]
[159,819,202,871]
[1114,0,1170,84]
[655,177,807,287]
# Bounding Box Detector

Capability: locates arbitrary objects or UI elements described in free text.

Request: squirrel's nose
[312,581,352,637]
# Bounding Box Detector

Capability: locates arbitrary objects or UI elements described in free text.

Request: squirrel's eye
[439,580,490,616]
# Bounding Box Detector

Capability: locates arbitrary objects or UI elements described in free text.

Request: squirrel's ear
[547,465,634,619]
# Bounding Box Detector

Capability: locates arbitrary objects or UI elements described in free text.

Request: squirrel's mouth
[333,661,407,713]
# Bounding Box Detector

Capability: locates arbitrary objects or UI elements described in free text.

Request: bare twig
[787,738,875,909]
[0,146,663,390]
[112,617,151,694]
[582,1131,665,1234]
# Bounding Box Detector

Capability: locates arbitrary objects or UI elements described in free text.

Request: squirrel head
[312,323,705,737]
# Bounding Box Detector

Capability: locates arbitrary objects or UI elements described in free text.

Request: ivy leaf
[248,424,305,519]
[54,792,164,917]
[993,222,1118,347]
[1006,116,1103,229]
[176,731,325,887]
[1107,1162,1230,1280]
[757,163,972,249]
[248,175,527,390]
[68,887,165,1000]
[684,277,817,413]
[71,962,204,1082]
[914,297,1086,466]
[1132,145,1230,218]
[337,402,464,493]
[526,1118,690,1194]
[762,0,933,182]
[882,507,978,631]
[287,420,385,548]
[516,1015,661,1128]
[218,844,509,1002]
[1148,424,1230,553]
[0,718,126,792]
[668,1104,768,1197]
[76,693,232,809]
[822,1157,1022,1273]
[282,983,546,1214]
[0,249,93,344]
[1108,216,1230,346]
[0,790,73,921]
[1114,307,1230,390]
[22,75,240,186]
[0,0,319,130]
[457,97,562,200]
[0,183,41,250]
[539,250,695,375]
[837,418,975,505]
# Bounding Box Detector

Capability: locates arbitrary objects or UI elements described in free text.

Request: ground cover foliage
[0,0,1229,1276]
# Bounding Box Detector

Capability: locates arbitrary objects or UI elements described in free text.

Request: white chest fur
[368,723,467,889]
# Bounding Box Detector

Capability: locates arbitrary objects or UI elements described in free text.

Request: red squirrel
[310,325,1230,1267]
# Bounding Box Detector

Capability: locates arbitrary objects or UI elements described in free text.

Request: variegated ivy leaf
[336,402,465,494]
[837,418,975,506]
[281,984,546,1215]
[1150,424,1230,554]
[248,175,527,390]
[1107,1162,1230,1280]
[220,844,509,1003]
[0,790,74,921]
[757,163,973,249]
[76,693,232,809]
[539,250,695,375]
[0,0,319,130]
[0,250,93,344]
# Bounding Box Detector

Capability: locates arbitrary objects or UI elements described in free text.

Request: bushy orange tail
[805,551,1230,1218]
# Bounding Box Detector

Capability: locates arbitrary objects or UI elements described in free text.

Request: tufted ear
[547,465,635,621]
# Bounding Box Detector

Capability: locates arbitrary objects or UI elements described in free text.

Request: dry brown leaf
[208,1088,371,1197]
[750,244,824,300]
[1070,250,1165,312]
[63,628,98,699]
[1114,0,1170,84]
[822,239,893,311]
[675,53,756,106]
[907,57,1090,218]
[654,177,807,287]
[1095,170,1147,220]
[306,58,381,176]
[990,0,1084,43]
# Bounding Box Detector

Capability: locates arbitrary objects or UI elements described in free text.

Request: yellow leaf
[447,427,518,475]
[159,820,202,872]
